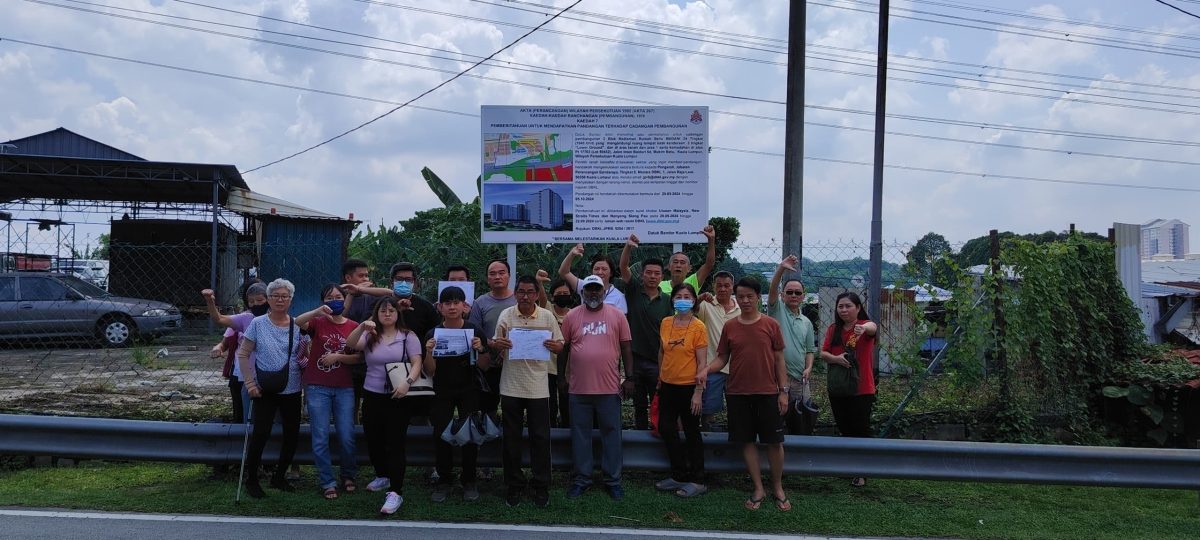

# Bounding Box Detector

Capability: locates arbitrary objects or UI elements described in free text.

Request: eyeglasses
[783,290,805,296]
[514,290,537,297]
[269,294,291,301]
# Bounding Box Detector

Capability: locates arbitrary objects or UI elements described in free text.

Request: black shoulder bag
[255,318,295,395]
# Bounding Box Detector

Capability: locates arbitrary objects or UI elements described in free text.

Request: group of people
[202,228,880,515]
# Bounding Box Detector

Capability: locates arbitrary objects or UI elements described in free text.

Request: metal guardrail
[1,414,1198,489]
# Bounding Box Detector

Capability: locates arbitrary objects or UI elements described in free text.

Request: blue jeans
[568,393,623,487]
[701,371,727,416]
[306,385,359,489]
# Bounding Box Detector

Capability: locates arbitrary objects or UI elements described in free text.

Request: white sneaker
[366,477,391,492]
[380,491,403,514]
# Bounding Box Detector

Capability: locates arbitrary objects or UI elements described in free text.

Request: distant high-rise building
[525,188,564,229]
[1141,219,1190,259]
[491,203,526,222]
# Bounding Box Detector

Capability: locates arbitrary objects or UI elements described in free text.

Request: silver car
[0,272,182,347]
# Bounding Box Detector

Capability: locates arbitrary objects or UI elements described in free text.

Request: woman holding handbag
[236,278,306,499]
[820,292,878,487]
[345,296,425,515]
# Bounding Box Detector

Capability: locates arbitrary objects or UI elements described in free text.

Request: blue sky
[1,0,1198,252]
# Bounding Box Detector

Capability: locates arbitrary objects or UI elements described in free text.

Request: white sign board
[480,105,709,244]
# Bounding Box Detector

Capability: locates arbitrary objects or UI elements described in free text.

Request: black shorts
[727,394,785,444]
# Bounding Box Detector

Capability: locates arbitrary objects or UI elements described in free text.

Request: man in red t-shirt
[706,277,791,512]
[560,275,633,501]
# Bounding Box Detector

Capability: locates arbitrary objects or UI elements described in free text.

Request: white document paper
[507,328,552,361]
[437,281,475,304]
[432,328,473,358]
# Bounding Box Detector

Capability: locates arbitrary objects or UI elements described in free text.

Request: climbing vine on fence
[935,235,1147,443]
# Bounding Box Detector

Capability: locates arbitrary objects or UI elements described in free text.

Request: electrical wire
[243,0,584,173]
[1153,0,1200,19]
[707,148,1200,193]
[8,35,1200,156]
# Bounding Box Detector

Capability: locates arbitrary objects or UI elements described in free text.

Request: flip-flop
[655,478,686,492]
[675,483,708,498]
[342,479,357,493]
[323,487,339,500]
[744,494,765,510]
[851,477,866,487]
[773,497,792,511]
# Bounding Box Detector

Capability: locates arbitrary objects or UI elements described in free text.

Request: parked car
[0,272,181,347]
[51,259,109,289]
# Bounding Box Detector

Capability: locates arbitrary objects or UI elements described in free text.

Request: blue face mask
[673,299,694,313]
[393,281,413,297]
[324,299,344,314]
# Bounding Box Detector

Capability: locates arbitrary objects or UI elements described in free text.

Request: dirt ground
[0,334,235,420]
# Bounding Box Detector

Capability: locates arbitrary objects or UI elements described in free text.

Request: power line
[44,0,1200,117]
[708,147,1200,193]
[1153,0,1200,19]
[9,34,1200,155]
[7,36,1196,193]
[814,0,1200,60]
[905,0,1200,42]
[26,0,785,105]
[243,0,584,173]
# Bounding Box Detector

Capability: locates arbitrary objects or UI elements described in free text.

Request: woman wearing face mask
[653,283,709,498]
[296,284,361,500]
[202,280,268,424]
[537,274,578,428]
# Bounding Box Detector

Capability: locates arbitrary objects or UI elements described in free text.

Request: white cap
[580,275,604,289]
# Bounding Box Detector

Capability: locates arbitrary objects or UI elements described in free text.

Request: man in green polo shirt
[660,224,717,294]
[767,255,816,436]
[619,234,673,430]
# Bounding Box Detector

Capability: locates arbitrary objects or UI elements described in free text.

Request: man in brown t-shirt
[706,277,791,512]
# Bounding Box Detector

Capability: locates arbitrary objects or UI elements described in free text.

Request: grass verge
[0,462,1196,538]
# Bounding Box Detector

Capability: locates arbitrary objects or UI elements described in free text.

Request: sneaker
[285,465,301,481]
[462,482,480,502]
[431,482,450,503]
[505,490,521,507]
[477,467,495,481]
[605,484,625,501]
[565,483,589,499]
[533,491,549,508]
[366,477,391,492]
[380,491,403,515]
[243,481,266,499]
[426,467,440,485]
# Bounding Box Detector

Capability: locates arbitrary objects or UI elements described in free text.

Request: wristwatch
[779,387,790,394]
[406,377,417,385]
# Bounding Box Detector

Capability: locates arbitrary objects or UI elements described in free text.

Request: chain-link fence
[1,227,980,427]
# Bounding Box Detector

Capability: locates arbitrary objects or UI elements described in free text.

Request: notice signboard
[480,105,709,244]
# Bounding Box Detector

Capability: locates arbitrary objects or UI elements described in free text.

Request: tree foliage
[903,232,954,287]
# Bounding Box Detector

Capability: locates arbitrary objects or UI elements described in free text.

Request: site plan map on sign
[483,133,573,182]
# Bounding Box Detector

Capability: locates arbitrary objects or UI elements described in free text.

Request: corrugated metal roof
[1141,258,1200,286]
[1,127,145,161]
[1141,282,1200,298]
[224,188,349,221]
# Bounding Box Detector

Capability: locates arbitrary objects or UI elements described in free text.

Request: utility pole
[782,0,806,274]
[868,0,890,370]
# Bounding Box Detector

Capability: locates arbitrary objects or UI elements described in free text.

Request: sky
[2,0,1199,254]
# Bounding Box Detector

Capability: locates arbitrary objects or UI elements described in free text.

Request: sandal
[675,483,708,498]
[744,494,765,510]
[342,479,357,494]
[773,497,792,511]
[323,487,339,500]
[851,477,866,487]
[655,478,686,492]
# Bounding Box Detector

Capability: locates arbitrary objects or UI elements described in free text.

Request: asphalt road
[0,509,834,540]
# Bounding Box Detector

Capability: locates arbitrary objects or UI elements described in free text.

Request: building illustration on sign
[487,187,566,231]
